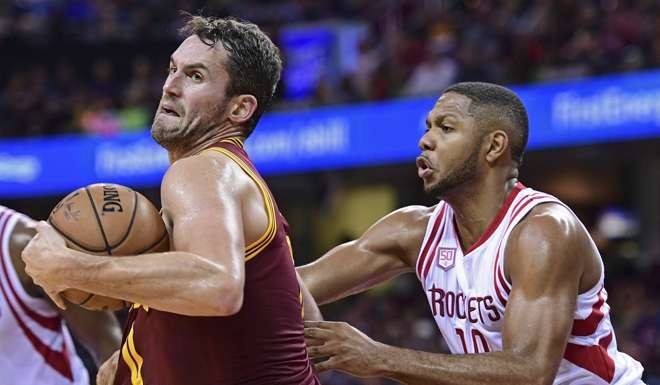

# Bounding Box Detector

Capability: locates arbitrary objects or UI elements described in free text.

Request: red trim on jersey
[0,211,73,381]
[422,219,448,281]
[493,250,508,307]
[510,194,546,223]
[571,289,605,336]
[0,213,61,332]
[492,192,548,295]
[417,204,446,279]
[460,182,525,255]
[0,279,73,380]
[496,266,511,295]
[563,333,615,383]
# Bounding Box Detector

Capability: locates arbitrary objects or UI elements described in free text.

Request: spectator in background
[402,31,458,97]
[3,0,660,137]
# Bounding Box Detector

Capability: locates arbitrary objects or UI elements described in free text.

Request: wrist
[60,248,96,288]
[372,342,397,377]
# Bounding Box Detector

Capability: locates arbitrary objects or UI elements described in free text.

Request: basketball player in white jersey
[300,82,645,384]
[0,205,121,385]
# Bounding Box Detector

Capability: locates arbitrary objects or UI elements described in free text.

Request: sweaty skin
[21,34,320,382]
[22,36,319,318]
[299,92,602,385]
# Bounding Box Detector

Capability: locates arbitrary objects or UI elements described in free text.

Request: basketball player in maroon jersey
[299,83,644,384]
[0,206,121,384]
[21,15,321,385]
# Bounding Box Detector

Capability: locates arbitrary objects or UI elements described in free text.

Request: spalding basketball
[48,183,169,310]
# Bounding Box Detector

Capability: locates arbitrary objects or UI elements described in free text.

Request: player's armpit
[501,203,590,383]
[298,205,429,305]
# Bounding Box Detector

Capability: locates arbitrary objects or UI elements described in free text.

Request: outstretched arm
[298,206,429,305]
[22,154,249,316]
[297,271,323,321]
[306,204,597,385]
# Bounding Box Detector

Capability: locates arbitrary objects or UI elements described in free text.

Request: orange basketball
[48,183,169,310]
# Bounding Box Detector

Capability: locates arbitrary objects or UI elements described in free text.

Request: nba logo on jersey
[436,247,456,270]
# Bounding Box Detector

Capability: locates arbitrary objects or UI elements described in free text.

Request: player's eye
[167,66,176,75]
[190,72,203,82]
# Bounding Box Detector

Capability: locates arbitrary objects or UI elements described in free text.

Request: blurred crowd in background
[1,0,659,383]
[2,0,660,137]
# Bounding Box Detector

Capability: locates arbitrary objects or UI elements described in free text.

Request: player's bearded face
[151,35,233,152]
[151,94,229,151]
[424,142,480,198]
[417,93,481,198]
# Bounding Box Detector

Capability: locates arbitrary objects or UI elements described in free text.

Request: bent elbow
[219,289,243,316]
[209,275,244,316]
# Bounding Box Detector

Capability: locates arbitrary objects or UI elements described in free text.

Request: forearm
[63,250,242,316]
[297,271,323,321]
[376,345,548,385]
[298,258,407,306]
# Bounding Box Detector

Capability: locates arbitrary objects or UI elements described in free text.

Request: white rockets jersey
[0,206,88,385]
[416,183,644,384]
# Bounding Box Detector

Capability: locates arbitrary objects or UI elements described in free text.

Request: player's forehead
[427,92,473,122]
[170,35,227,73]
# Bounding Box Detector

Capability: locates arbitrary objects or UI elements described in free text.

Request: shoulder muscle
[506,203,598,295]
[357,205,433,269]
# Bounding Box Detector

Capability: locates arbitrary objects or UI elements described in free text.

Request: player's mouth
[160,105,181,117]
[416,155,433,179]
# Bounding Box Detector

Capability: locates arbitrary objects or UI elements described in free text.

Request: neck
[442,173,518,252]
[168,125,245,163]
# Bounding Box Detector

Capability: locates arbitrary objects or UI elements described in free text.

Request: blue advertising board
[1,71,660,198]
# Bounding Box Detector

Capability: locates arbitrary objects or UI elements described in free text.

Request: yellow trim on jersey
[220,137,244,149]
[121,325,144,385]
[285,235,295,263]
[132,303,149,312]
[286,235,304,319]
[204,147,277,262]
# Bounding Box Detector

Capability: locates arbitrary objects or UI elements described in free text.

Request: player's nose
[162,73,182,97]
[418,131,434,152]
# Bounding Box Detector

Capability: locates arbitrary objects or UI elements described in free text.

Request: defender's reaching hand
[304,320,387,378]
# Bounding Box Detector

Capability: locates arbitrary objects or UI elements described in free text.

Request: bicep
[501,210,583,377]
[162,158,246,277]
[299,208,422,305]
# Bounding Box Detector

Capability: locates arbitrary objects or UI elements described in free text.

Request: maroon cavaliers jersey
[114,138,319,385]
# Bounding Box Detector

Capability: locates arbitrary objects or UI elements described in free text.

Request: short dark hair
[443,82,529,164]
[181,14,282,136]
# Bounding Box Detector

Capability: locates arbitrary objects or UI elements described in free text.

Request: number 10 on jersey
[455,328,490,354]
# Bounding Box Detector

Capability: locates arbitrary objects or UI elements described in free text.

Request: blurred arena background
[1,0,659,383]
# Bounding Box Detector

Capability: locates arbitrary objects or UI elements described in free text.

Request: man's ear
[227,94,258,125]
[485,130,509,164]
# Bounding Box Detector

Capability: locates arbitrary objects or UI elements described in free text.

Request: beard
[151,100,228,152]
[425,143,480,199]
[151,115,191,151]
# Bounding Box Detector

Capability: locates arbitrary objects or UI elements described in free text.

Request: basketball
[48,183,169,310]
